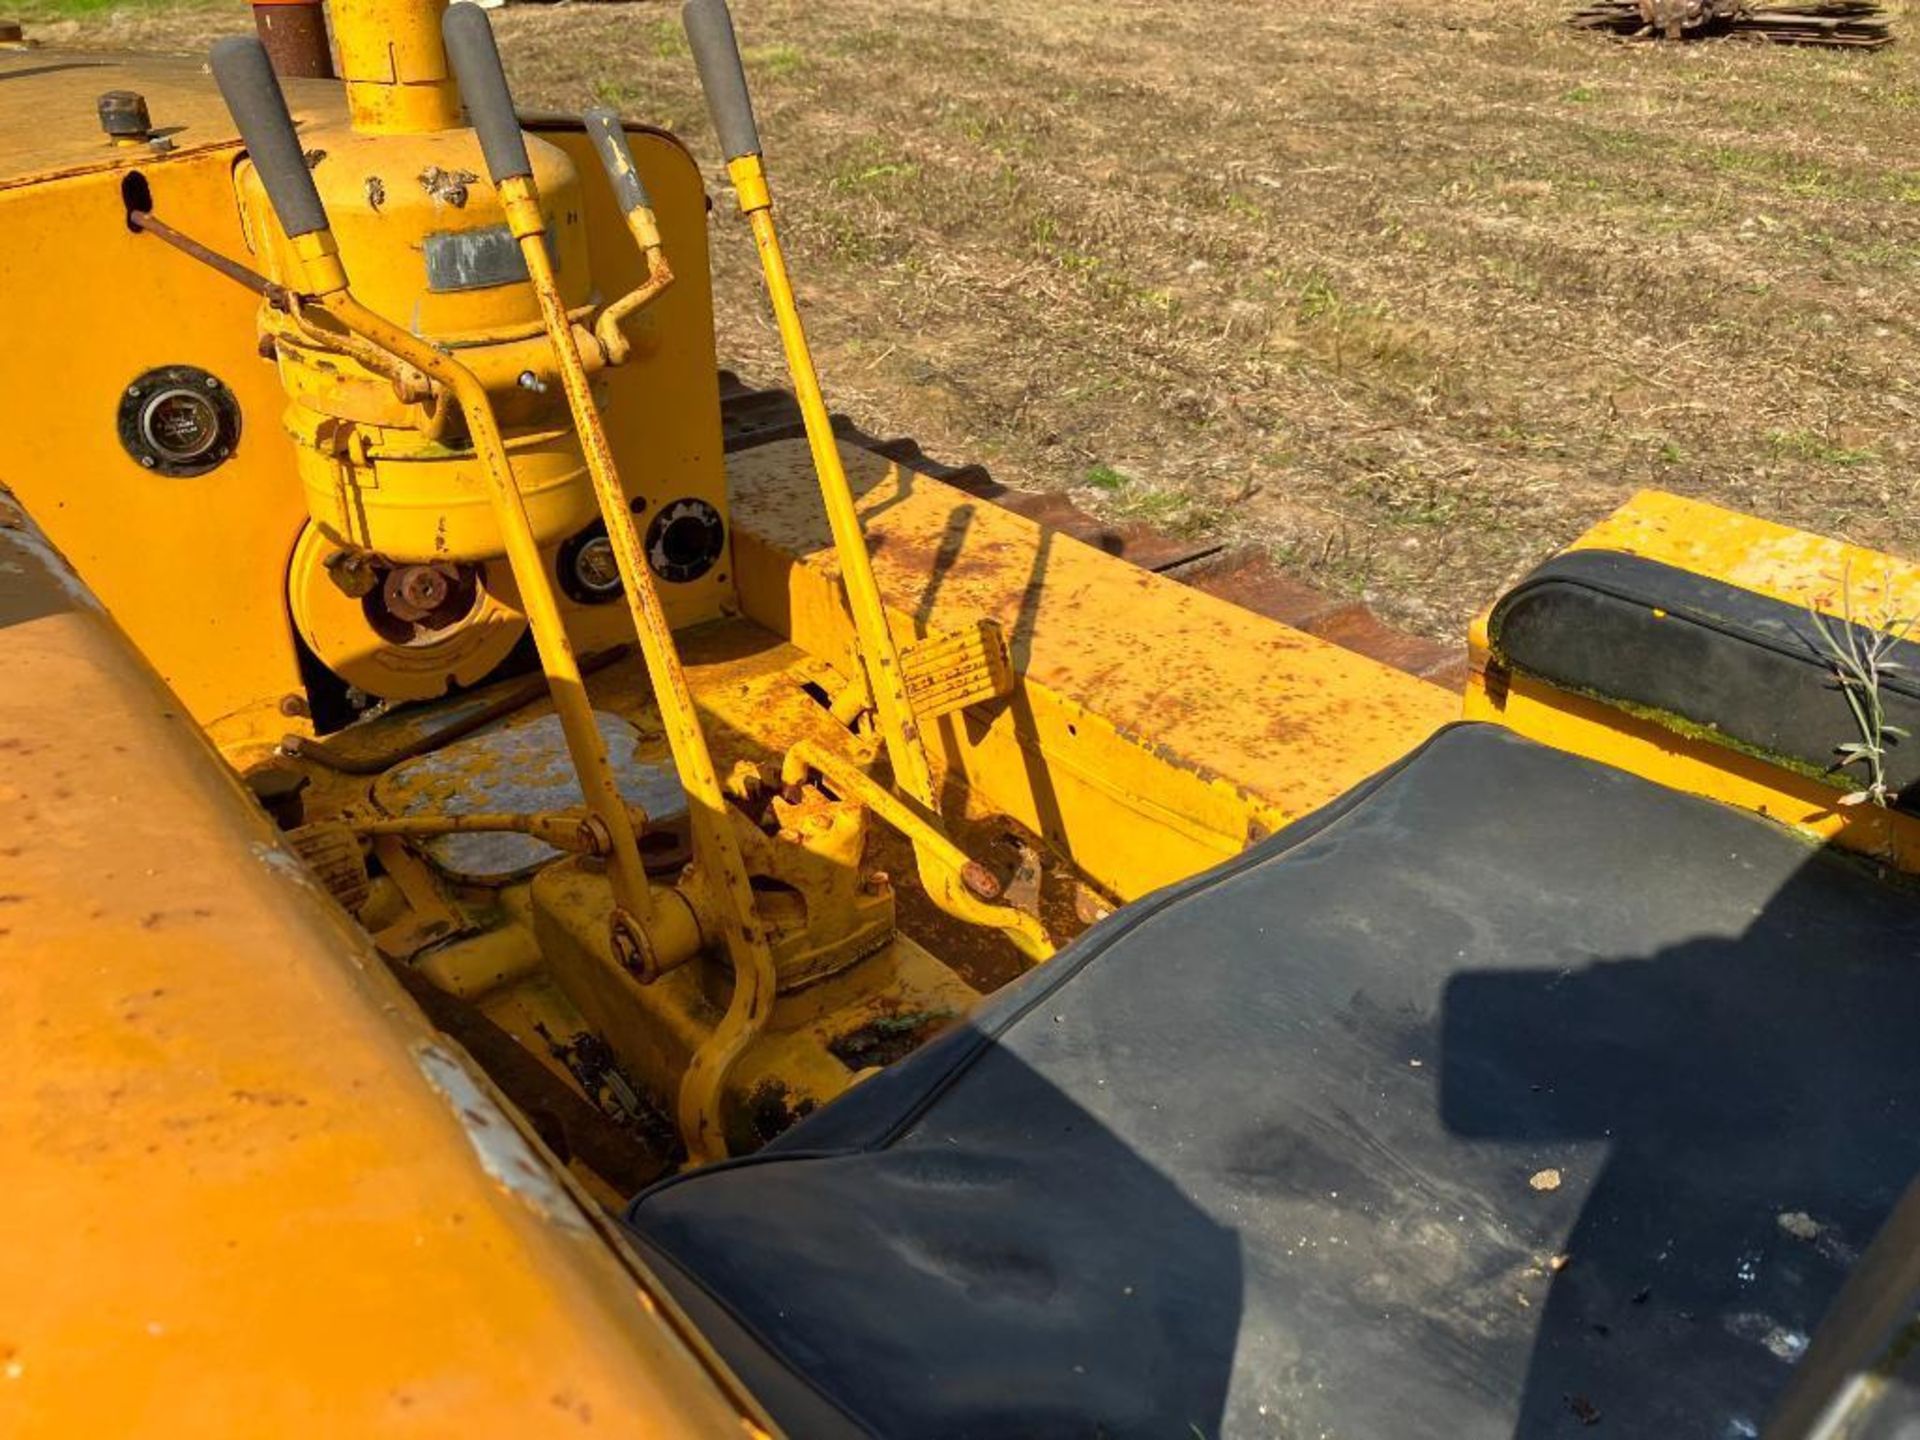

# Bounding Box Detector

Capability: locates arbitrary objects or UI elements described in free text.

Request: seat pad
[626,725,1920,1438]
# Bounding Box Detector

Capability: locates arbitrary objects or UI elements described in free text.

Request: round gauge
[559,524,625,604]
[117,366,241,477]
[141,389,221,460]
[643,498,726,585]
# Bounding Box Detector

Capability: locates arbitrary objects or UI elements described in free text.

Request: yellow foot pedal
[901,618,1014,720]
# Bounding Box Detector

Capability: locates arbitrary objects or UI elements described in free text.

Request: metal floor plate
[373,710,689,884]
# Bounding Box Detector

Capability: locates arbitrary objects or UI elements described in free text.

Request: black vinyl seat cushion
[625,724,1920,1439]
[1488,549,1920,799]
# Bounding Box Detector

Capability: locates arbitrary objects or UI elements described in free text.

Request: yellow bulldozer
[1,1,1916,1434]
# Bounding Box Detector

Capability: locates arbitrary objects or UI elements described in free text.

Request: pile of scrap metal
[1570,0,1891,46]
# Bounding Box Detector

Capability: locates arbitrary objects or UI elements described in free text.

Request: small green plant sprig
[1807,564,1915,809]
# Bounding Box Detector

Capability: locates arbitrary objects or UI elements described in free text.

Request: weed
[1807,565,1915,809]
[1297,273,1344,325]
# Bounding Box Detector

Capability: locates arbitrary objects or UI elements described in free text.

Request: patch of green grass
[743,43,810,79]
[1277,270,1449,398]
[1704,145,1893,202]
[1080,463,1227,537]
[1489,423,1563,454]
[648,19,689,58]
[1109,484,1227,538]
[1767,429,1877,466]
[1581,126,1669,161]
[828,26,904,58]
[590,78,646,108]
[1564,85,1600,104]
[1296,272,1345,325]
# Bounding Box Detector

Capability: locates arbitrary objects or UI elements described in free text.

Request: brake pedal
[901,618,1014,720]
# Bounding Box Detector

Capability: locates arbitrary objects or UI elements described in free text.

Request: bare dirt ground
[32,0,1920,638]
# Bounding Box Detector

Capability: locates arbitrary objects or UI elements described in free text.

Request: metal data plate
[423,225,559,293]
[372,710,689,885]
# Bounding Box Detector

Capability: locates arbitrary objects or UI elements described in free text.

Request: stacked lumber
[1570,0,1892,46]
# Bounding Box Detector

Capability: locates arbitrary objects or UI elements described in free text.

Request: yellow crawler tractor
[1,2,1916,1434]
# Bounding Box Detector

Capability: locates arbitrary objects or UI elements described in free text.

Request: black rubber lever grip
[442,2,532,183]
[681,0,761,162]
[210,36,329,239]
[583,108,654,215]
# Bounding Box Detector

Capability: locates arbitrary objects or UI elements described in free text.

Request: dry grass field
[29,0,1920,637]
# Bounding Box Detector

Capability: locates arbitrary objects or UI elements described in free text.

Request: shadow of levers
[1442,842,1920,1438]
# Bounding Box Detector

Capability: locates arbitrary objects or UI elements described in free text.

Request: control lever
[680,0,1053,963]
[208,35,667,964]
[680,0,938,809]
[441,3,779,1164]
[583,108,675,365]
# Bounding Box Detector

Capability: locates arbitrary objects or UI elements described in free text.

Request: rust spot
[229,1088,309,1108]
[746,1079,818,1145]
[138,907,214,930]
[960,860,1002,900]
